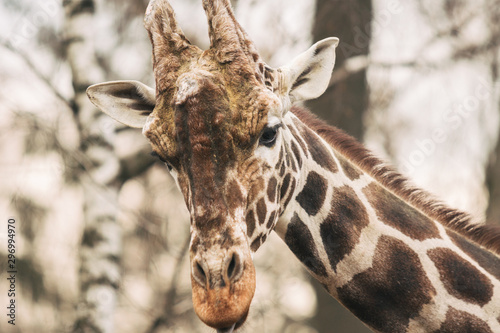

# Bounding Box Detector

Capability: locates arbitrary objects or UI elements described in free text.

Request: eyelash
[259,124,281,147]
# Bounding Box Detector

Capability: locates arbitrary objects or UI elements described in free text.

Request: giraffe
[86,0,500,332]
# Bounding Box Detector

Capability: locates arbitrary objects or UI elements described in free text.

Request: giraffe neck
[275,107,500,333]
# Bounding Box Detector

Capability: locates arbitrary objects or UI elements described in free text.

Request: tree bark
[63,1,122,332]
[486,138,500,225]
[485,0,500,227]
[307,0,372,141]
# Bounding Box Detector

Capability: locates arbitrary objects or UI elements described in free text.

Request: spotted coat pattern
[264,108,500,333]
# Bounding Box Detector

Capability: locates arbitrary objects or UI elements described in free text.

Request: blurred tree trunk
[486,138,500,225]
[485,2,500,227]
[63,1,122,332]
[306,0,372,141]
[307,1,373,332]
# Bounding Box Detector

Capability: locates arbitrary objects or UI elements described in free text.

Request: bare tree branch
[145,234,191,333]
[328,24,500,89]
[0,39,75,112]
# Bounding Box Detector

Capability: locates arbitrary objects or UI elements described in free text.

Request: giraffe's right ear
[87,80,156,128]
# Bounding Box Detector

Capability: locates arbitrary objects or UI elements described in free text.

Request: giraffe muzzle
[190,247,256,330]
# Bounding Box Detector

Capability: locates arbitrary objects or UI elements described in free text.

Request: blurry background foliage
[0,0,499,332]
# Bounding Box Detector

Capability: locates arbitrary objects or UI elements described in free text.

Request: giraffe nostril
[227,254,236,278]
[193,259,208,288]
[197,262,206,279]
[193,252,245,288]
[225,252,243,283]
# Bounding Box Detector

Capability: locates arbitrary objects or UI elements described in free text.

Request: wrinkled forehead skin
[143,50,281,227]
[145,52,278,176]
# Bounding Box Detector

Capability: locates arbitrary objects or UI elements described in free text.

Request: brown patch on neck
[246,210,256,238]
[284,213,328,277]
[447,230,500,280]
[291,118,339,173]
[295,171,328,216]
[428,247,494,306]
[434,307,493,333]
[337,235,435,333]
[291,106,500,256]
[363,182,441,241]
[321,185,369,272]
[335,152,362,180]
[256,198,267,226]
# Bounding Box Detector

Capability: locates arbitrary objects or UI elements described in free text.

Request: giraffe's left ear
[279,37,339,104]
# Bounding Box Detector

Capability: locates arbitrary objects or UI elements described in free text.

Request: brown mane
[291,106,500,256]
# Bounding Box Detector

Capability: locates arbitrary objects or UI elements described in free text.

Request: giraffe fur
[86,0,500,332]
[275,107,500,333]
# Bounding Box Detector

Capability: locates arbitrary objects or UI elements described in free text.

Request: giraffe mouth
[217,323,236,333]
[216,310,248,333]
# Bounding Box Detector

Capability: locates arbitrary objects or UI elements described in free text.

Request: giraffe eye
[259,125,281,147]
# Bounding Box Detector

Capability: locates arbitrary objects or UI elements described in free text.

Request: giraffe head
[87,0,338,330]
